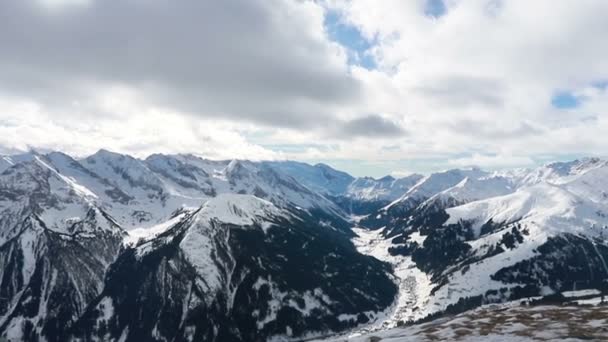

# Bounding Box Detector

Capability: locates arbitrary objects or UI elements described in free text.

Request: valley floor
[348,227,433,331]
[320,301,608,341]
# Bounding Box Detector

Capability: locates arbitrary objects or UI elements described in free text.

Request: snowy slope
[0,156,14,174]
[361,169,492,231]
[386,168,489,211]
[0,152,37,174]
[0,155,125,340]
[0,154,122,244]
[425,176,515,208]
[350,159,608,330]
[16,150,345,230]
[346,174,423,202]
[265,161,355,196]
[445,182,608,237]
[0,149,351,238]
[71,194,396,342]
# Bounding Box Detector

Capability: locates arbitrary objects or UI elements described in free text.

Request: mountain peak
[197,193,286,227]
[378,175,396,182]
[88,148,135,162]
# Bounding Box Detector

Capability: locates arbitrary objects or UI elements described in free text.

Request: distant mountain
[346,175,423,203]
[264,161,354,196]
[267,160,425,215]
[361,168,489,232]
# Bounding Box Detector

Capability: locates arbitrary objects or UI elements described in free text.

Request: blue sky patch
[551,92,581,109]
[424,0,447,17]
[324,10,376,69]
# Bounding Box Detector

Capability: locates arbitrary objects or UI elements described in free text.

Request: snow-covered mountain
[265,161,355,196]
[0,155,125,340]
[70,194,395,341]
[267,161,424,215]
[0,151,395,341]
[346,175,423,203]
[360,168,492,233]
[2,151,608,341]
[347,158,608,331]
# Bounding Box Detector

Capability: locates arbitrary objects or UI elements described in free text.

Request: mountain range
[1,150,608,341]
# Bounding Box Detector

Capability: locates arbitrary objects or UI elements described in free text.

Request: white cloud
[390,170,418,178]
[0,95,279,160]
[328,0,608,163]
[1,0,608,174]
[447,153,534,169]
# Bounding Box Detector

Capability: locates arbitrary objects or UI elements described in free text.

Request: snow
[385,168,489,211]
[349,227,433,330]
[95,297,114,329]
[573,296,605,305]
[265,160,354,196]
[252,278,335,332]
[198,194,286,226]
[346,174,423,202]
[177,195,289,299]
[0,156,14,173]
[342,160,608,336]
[19,219,42,285]
[562,289,601,298]
[0,152,35,173]
[0,151,346,246]
[446,182,608,238]
[2,156,14,165]
[124,213,187,246]
[407,231,426,245]
[35,155,98,199]
[425,175,514,208]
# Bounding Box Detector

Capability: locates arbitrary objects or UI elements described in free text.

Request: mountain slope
[361,168,490,232]
[4,151,608,341]
[350,162,608,328]
[321,300,608,341]
[265,161,355,197]
[70,195,397,341]
[0,157,124,341]
[38,150,348,231]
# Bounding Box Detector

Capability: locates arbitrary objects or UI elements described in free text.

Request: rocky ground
[321,300,608,341]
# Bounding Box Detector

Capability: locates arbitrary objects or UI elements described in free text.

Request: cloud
[0,96,280,161]
[0,0,360,129]
[390,170,417,178]
[328,0,608,164]
[414,75,505,108]
[2,0,608,176]
[334,114,405,138]
[448,153,535,169]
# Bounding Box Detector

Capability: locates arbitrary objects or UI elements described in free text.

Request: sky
[1,0,608,177]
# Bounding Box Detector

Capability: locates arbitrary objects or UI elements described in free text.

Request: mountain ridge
[2,150,608,341]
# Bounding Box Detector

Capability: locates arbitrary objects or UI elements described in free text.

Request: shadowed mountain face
[71,195,396,341]
[2,151,608,341]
